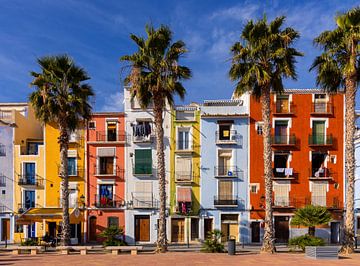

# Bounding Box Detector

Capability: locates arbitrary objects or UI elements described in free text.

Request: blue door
[25,163,35,184]
[24,190,35,209]
[27,223,35,238]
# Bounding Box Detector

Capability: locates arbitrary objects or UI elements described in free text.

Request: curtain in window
[311,182,326,206]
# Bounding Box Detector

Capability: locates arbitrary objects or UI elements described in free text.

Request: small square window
[330,155,337,164]
[2,190,5,195]
[250,184,259,194]
[255,122,263,135]
[88,121,96,129]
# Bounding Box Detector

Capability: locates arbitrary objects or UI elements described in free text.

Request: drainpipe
[83,121,88,243]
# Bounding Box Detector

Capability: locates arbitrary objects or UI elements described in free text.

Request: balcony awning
[17,208,84,223]
[98,147,115,157]
[177,187,192,202]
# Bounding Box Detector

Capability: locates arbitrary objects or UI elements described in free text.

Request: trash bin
[227,236,236,255]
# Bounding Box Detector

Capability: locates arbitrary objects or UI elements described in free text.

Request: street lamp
[80,194,85,208]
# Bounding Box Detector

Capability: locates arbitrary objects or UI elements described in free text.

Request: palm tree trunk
[340,76,356,254]
[153,95,167,253]
[260,88,276,253]
[59,125,70,246]
[308,226,315,237]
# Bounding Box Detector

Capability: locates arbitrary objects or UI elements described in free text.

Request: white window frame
[255,122,264,135]
[176,127,192,150]
[88,121,96,130]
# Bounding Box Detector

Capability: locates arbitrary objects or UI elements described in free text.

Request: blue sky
[0,0,359,111]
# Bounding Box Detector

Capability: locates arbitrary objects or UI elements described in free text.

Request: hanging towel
[285,168,293,176]
[276,168,285,173]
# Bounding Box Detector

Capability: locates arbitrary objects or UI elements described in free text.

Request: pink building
[86,112,126,242]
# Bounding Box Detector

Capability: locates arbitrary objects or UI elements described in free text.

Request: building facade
[86,112,126,243]
[169,105,201,243]
[248,89,344,244]
[199,98,250,243]
[124,87,171,244]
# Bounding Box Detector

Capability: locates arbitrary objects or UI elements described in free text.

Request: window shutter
[135,149,152,174]
[176,157,192,180]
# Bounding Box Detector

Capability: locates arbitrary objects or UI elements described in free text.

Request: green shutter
[313,121,325,144]
[135,149,152,174]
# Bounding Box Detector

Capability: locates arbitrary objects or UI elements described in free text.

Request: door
[135,216,150,242]
[221,223,229,242]
[251,222,260,243]
[312,121,325,144]
[24,190,35,209]
[331,222,340,244]
[204,218,212,239]
[274,216,289,243]
[229,224,238,242]
[274,121,288,144]
[191,218,199,241]
[276,95,289,113]
[89,217,97,242]
[171,218,185,242]
[24,162,35,184]
[27,223,35,238]
[1,219,10,241]
[48,222,56,238]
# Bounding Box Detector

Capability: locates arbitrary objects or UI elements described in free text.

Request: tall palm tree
[229,16,302,253]
[29,55,93,246]
[310,7,360,254]
[121,24,191,252]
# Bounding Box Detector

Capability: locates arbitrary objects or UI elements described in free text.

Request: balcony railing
[214,195,238,206]
[58,197,80,208]
[18,203,42,214]
[58,167,84,177]
[271,134,296,146]
[273,103,295,115]
[214,166,241,179]
[132,134,154,143]
[306,196,340,208]
[215,130,238,144]
[309,168,333,180]
[0,111,12,120]
[131,192,159,209]
[272,168,296,179]
[311,102,334,115]
[272,197,297,208]
[308,134,333,146]
[175,171,193,182]
[94,166,125,178]
[0,205,7,213]
[0,144,6,156]
[94,194,125,208]
[175,141,195,153]
[0,175,6,187]
[18,175,43,187]
[20,145,41,155]
[95,131,126,142]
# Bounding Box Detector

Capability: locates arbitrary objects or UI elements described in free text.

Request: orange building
[248,89,344,244]
[86,112,126,243]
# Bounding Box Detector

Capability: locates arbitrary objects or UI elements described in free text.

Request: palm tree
[229,16,302,253]
[29,55,93,246]
[310,7,360,254]
[291,205,332,237]
[120,24,191,252]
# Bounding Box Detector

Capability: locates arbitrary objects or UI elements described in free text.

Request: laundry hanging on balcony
[132,121,152,137]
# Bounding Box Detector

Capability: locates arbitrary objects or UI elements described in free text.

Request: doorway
[274,216,289,243]
[251,222,260,243]
[89,217,97,242]
[1,219,10,241]
[221,214,238,242]
[48,222,56,238]
[204,218,213,240]
[135,215,150,242]
[330,222,340,244]
[171,218,185,242]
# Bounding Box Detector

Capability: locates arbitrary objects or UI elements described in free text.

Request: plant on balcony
[99,226,126,247]
[288,235,325,252]
[121,24,191,253]
[201,229,225,253]
[30,55,94,246]
[291,205,331,236]
[229,16,302,253]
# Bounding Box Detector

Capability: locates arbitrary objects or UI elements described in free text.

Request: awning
[177,187,192,202]
[98,147,115,157]
[17,208,84,224]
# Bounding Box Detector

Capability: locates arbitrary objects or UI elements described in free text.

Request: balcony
[309,168,333,181]
[272,197,298,208]
[18,203,42,214]
[131,192,159,209]
[175,171,193,183]
[95,131,126,143]
[311,103,334,116]
[0,175,5,187]
[0,111,13,121]
[175,142,195,154]
[94,194,125,208]
[18,175,44,188]
[58,167,84,178]
[214,195,238,207]
[273,103,295,116]
[132,134,154,143]
[94,166,125,178]
[271,134,296,147]
[215,130,238,144]
[0,144,6,156]
[272,168,296,180]
[0,205,7,213]
[308,134,333,146]
[305,196,341,209]
[214,166,242,179]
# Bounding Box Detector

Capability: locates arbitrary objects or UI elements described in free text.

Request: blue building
[199,97,250,243]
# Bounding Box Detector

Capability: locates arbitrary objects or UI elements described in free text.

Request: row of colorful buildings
[0,87,358,245]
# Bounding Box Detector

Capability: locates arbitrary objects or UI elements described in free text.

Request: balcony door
[273,153,289,177]
[24,162,35,184]
[24,190,35,209]
[274,121,288,144]
[218,150,232,176]
[314,94,326,112]
[312,121,325,144]
[218,124,232,141]
[106,121,117,141]
[218,180,232,200]
[276,95,289,113]
[273,182,289,206]
[178,128,190,150]
[68,157,77,176]
[176,156,192,181]
[311,152,327,177]
[99,157,114,175]
[99,184,113,207]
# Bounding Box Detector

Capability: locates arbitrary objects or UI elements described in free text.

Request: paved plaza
[1,252,360,266]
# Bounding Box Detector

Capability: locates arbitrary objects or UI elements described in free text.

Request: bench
[56,246,93,255]
[305,246,339,260]
[105,246,143,255]
[8,246,44,255]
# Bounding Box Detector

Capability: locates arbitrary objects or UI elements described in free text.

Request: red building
[249,89,344,244]
[86,112,126,242]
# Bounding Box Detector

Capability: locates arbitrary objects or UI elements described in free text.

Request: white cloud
[210,4,260,22]
[100,91,124,112]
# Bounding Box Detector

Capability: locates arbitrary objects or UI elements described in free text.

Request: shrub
[288,235,325,251]
[21,238,38,246]
[98,226,127,247]
[201,229,225,253]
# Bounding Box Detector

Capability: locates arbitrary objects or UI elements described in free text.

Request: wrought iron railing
[311,102,334,115]
[94,194,125,208]
[95,131,126,142]
[214,195,238,206]
[131,192,159,208]
[18,175,43,187]
[215,130,238,144]
[308,134,333,145]
[271,134,296,145]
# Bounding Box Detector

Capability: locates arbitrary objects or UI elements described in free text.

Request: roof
[92,112,125,116]
[202,99,243,106]
[278,88,344,94]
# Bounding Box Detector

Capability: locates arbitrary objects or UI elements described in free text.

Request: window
[106,121,117,141]
[311,152,329,177]
[177,128,190,150]
[99,157,114,175]
[273,152,292,177]
[15,224,23,233]
[218,180,233,199]
[0,144,6,156]
[276,95,289,113]
[24,163,36,184]
[0,174,5,187]
[26,142,42,155]
[69,189,78,208]
[273,182,290,206]
[99,184,114,207]
[176,110,195,121]
[108,217,119,228]
[2,190,5,195]
[312,120,326,144]
[274,120,288,144]
[255,122,263,135]
[88,121,96,129]
[68,157,77,176]
[250,184,259,194]
[218,124,231,141]
[69,130,79,142]
[134,149,152,175]
[175,156,192,181]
